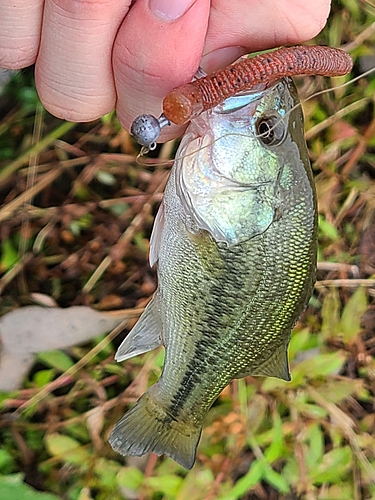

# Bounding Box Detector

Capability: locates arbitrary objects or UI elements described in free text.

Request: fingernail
[201,46,247,74]
[149,0,197,21]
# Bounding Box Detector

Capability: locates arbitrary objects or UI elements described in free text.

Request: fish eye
[255,114,286,146]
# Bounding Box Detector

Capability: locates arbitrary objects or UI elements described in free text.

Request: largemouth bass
[109,78,317,469]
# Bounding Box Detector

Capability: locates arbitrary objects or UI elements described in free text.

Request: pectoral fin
[115,293,163,362]
[237,342,291,381]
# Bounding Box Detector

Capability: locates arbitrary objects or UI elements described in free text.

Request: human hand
[0,0,331,142]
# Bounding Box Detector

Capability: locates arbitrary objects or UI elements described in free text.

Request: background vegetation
[0,0,375,498]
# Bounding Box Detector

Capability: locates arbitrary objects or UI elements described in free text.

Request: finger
[202,0,331,72]
[35,0,132,121]
[113,0,210,142]
[0,0,44,69]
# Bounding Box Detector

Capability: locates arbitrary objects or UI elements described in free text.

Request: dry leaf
[0,305,126,354]
[0,305,128,391]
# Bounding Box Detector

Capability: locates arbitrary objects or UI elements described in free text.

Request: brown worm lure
[131,45,353,149]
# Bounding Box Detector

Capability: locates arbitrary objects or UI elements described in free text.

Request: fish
[109,77,317,469]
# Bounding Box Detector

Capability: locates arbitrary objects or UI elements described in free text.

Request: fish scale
[109,78,317,469]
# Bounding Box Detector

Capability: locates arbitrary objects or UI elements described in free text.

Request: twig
[0,157,89,223]
[82,175,167,294]
[203,457,232,500]
[139,454,159,500]
[342,22,375,52]
[305,99,368,141]
[317,262,359,276]
[341,116,375,177]
[0,120,76,186]
[18,103,44,295]
[82,209,150,294]
[308,386,375,485]
[0,253,34,296]
[315,279,375,288]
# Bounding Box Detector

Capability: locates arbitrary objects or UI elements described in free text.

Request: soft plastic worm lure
[131,45,353,149]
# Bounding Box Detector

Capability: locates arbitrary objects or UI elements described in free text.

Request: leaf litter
[0,3,375,499]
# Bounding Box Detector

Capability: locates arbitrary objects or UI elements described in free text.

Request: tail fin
[109,389,201,469]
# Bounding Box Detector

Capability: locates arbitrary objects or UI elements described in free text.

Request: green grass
[0,1,375,498]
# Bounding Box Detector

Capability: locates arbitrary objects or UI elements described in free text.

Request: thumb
[113,0,210,142]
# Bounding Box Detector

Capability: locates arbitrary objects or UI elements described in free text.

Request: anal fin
[236,342,291,381]
[115,293,163,362]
